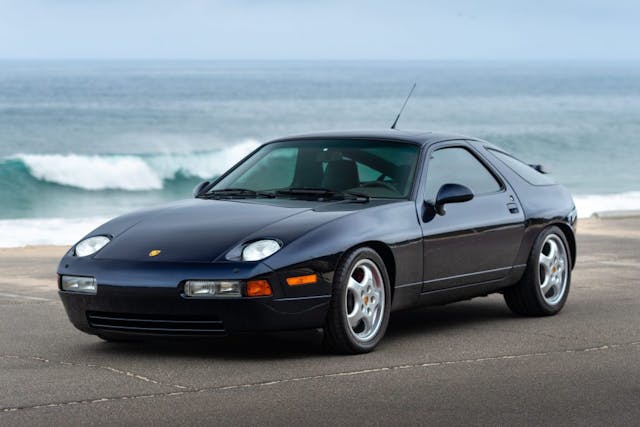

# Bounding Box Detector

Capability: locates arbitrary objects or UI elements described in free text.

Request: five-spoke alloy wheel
[324,247,390,354]
[345,259,386,342]
[538,234,569,306]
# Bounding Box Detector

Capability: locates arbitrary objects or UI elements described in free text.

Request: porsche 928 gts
[58,130,577,353]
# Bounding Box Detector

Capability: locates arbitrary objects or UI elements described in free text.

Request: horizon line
[1,57,640,63]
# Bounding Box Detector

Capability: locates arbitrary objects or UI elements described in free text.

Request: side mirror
[192,181,210,198]
[433,183,474,215]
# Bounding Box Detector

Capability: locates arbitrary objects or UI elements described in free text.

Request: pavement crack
[0,353,188,391]
[2,340,638,415]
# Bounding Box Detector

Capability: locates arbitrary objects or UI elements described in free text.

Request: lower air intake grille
[87,312,225,335]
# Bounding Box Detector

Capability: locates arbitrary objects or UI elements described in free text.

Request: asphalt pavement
[1,218,638,426]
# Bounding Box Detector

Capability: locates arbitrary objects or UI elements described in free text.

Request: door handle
[507,203,519,214]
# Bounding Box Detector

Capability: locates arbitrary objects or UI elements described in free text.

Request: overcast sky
[0,0,638,60]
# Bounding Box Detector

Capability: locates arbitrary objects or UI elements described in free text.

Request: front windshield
[210,139,420,199]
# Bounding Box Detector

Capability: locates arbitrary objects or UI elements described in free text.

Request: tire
[324,247,391,354]
[504,225,572,316]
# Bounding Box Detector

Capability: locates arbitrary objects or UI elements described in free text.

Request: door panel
[421,193,524,291]
[419,143,525,291]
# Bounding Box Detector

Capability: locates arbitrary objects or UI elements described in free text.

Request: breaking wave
[1,140,258,191]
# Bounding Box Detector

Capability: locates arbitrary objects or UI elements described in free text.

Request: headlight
[75,236,111,257]
[242,239,282,261]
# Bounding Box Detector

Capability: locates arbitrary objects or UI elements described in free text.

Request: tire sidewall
[530,226,572,314]
[332,247,391,352]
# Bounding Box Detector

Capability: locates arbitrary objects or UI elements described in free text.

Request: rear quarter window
[488,149,556,186]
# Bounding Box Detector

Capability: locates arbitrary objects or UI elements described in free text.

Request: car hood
[93,198,373,263]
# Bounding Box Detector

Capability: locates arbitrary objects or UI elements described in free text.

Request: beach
[1,216,638,424]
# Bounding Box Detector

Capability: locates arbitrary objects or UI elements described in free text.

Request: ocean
[1,60,639,247]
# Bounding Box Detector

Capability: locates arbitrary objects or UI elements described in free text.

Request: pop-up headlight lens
[184,280,241,298]
[60,275,97,294]
[241,239,282,261]
[75,236,111,257]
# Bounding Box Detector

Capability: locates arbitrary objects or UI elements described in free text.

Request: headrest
[321,160,359,191]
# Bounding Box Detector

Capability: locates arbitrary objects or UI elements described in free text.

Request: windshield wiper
[198,188,275,199]
[274,188,370,202]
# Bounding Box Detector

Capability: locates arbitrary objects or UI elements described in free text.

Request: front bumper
[57,257,333,338]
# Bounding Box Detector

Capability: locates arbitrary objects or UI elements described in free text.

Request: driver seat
[322,160,360,191]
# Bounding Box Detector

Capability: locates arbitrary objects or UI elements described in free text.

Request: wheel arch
[553,222,577,269]
[339,241,397,302]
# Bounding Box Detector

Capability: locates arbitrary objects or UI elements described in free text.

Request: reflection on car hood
[93,198,381,263]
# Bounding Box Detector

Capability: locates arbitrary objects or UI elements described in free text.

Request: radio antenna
[390,83,416,130]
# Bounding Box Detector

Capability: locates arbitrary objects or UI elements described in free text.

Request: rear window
[488,149,556,186]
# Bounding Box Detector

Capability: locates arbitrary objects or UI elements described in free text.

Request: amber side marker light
[246,279,272,297]
[286,274,318,286]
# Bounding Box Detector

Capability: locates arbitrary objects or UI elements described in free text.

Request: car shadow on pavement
[86,299,514,359]
[89,329,327,360]
[385,298,514,339]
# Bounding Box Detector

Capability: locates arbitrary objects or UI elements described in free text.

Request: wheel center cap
[363,295,369,305]
[551,266,557,273]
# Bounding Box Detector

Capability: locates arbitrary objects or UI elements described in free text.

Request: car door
[418,141,525,291]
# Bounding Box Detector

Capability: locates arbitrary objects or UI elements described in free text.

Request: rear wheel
[504,226,572,316]
[324,247,391,354]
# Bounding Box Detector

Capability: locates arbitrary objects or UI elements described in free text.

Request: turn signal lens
[246,279,272,297]
[286,274,318,286]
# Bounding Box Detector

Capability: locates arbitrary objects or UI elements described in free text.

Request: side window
[424,147,501,201]
[488,149,556,186]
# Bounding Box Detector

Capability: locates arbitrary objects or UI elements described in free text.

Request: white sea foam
[0,217,111,247]
[573,191,640,218]
[19,154,163,190]
[13,140,259,191]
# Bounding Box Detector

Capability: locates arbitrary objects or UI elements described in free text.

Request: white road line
[0,292,52,302]
[0,354,188,390]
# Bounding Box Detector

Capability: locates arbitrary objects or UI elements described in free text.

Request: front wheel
[324,247,391,354]
[504,226,572,316]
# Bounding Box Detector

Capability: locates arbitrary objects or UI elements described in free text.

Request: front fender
[264,201,423,288]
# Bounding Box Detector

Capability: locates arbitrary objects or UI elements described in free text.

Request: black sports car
[58,130,577,353]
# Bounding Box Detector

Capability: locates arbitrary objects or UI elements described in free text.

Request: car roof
[268,129,482,147]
